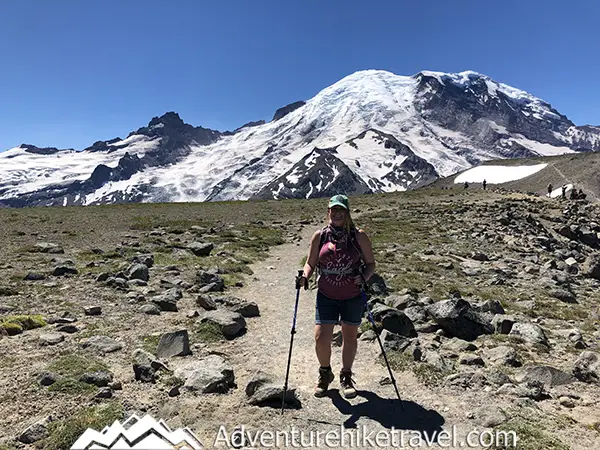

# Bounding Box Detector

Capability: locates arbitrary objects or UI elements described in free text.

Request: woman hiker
[297,194,376,399]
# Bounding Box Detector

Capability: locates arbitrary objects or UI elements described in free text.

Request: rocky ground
[0,188,599,450]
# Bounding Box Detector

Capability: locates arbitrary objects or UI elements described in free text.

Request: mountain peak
[148,111,185,129]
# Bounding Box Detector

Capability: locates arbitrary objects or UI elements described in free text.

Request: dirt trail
[187,225,510,450]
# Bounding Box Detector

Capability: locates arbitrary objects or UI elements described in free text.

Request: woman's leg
[314,292,340,397]
[341,322,359,370]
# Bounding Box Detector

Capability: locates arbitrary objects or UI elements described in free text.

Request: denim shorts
[315,291,365,326]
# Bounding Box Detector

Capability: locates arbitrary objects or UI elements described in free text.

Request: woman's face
[328,206,346,226]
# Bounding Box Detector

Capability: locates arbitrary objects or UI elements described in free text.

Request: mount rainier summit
[1,69,599,207]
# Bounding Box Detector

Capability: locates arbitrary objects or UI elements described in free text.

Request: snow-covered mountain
[1,69,599,207]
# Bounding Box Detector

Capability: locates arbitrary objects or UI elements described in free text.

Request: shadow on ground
[327,389,445,441]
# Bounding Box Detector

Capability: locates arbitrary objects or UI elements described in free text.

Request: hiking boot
[314,366,334,397]
[340,369,357,399]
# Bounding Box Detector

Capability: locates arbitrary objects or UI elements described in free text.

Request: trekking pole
[361,284,405,412]
[282,269,303,414]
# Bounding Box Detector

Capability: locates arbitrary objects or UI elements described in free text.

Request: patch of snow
[511,137,575,156]
[549,184,573,198]
[455,164,548,184]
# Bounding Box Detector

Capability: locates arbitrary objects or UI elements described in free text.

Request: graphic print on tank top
[318,228,361,299]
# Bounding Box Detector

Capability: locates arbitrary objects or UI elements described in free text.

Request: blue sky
[1,0,599,151]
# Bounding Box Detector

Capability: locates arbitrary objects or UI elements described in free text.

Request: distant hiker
[570,187,576,200]
[547,183,553,197]
[464,181,469,189]
[562,184,567,199]
[577,189,587,200]
[298,194,375,399]
[482,179,487,190]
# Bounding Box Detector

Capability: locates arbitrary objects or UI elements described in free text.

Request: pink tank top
[317,228,362,300]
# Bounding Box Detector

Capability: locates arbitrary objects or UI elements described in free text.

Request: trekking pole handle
[295,269,304,290]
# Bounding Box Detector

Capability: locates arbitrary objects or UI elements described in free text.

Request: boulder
[174,355,235,393]
[426,298,493,341]
[509,323,549,347]
[127,263,149,282]
[516,365,575,388]
[198,310,246,338]
[156,330,191,358]
[486,346,522,367]
[573,351,599,383]
[81,336,123,354]
[370,304,416,337]
[188,242,214,257]
[245,372,301,408]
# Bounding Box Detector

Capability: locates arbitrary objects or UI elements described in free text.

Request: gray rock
[53,266,78,276]
[492,314,516,334]
[81,336,123,354]
[581,255,600,280]
[573,351,599,383]
[486,346,522,367]
[444,372,477,389]
[106,277,129,290]
[56,324,79,334]
[39,333,64,346]
[485,368,512,386]
[95,387,113,399]
[96,272,111,282]
[424,351,453,373]
[24,272,46,281]
[245,372,301,408]
[559,396,576,408]
[128,279,148,287]
[156,330,191,358]
[33,242,64,254]
[174,355,235,393]
[196,271,225,292]
[509,322,549,347]
[403,305,428,324]
[426,298,494,341]
[332,330,343,347]
[459,354,485,366]
[133,253,154,268]
[444,337,478,352]
[38,372,57,386]
[359,330,377,341]
[139,304,161,315]
[516,365,575,388]
[132,349,168,383]
[549,288,577,303]
[79,371,113,387]
[370,304,417,337]
[380,330,410,352]
[18,419,49,444]
[213,295,260,317]
[474,300,505,315]
[198,309,246,338]
[196,294,217,310]
[474,406,508,427]
[84,306,102,316]
[127,263,149,282]
[515,380,549,400]
[388,294,417,310]
[404,340,423,361]
[188,242,214,257]
[152,288,182,312]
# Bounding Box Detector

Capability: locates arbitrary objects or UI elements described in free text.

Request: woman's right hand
[296,275,309,290]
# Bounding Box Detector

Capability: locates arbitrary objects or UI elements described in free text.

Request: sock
[320,365,331,371]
